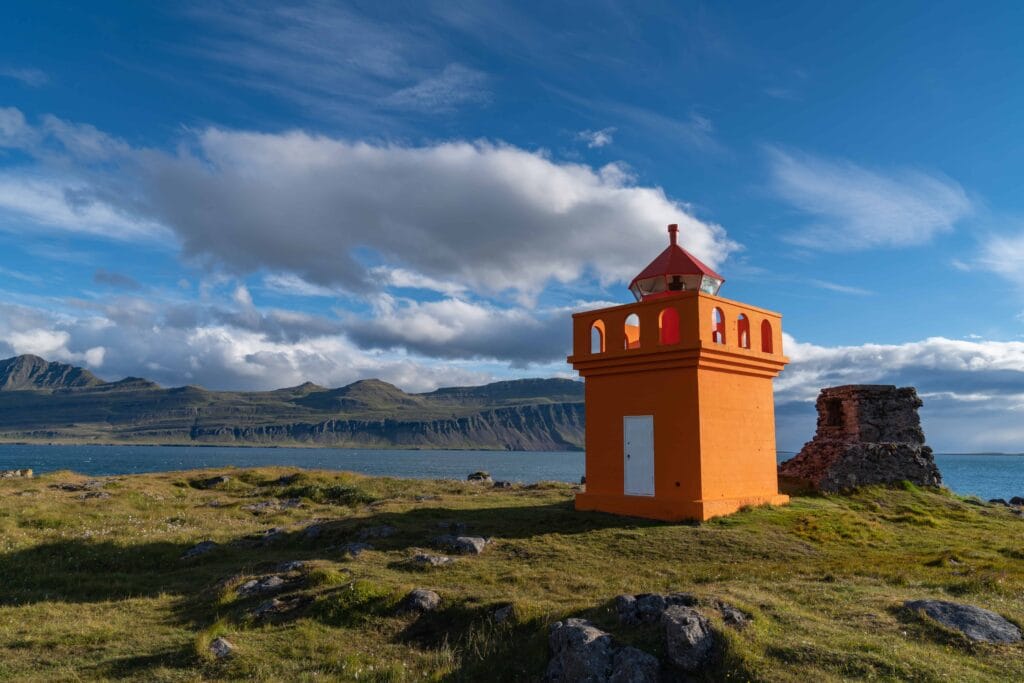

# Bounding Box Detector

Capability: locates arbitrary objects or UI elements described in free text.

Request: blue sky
[1,1,1024,452]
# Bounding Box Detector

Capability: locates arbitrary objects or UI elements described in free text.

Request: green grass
[1,468,1022,681]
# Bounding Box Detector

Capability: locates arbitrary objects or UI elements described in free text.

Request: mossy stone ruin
[779,385,942,492]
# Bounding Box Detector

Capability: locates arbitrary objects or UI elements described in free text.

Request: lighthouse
[567,224,790,521]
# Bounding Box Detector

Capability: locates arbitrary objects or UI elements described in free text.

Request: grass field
[0,467,1022,681]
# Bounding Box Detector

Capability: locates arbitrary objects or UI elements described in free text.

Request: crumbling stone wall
[778,385,941,492]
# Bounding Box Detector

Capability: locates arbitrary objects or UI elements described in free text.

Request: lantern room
[568,224,790,522]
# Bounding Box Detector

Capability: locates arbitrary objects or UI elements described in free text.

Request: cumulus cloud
[776,334,1024,452]
[577,127,615,148]
[768,147,971,250]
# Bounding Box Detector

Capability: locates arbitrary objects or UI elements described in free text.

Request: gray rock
[194,475,230,489]
[990,498,1008,506]
[662,605,716,672]
[359,525,396,540]
[905,600,1022,643]
[493,604,515,624]
[251,595,306,620]
[340,542,373,558]
[76,491,111,500]
[436,534,488,555]
[0,468,32,478]
[493,480,513,489]
[616,592,697,625]
[609,646,660,683]
[275,560,306,572]
[715,601,750,629]
[401,588,441,612]
[467,471,493,483]
[779,385,941,492]
[181,540,219,560]
[238,575,287,597]
[209,637,236,659]
[546,618,616,682]
[410,552,454,568]
[1010,496,1024,506]
[303,523,323,540]
[437,520,467,534]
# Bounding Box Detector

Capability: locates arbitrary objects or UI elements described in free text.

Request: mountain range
[0,355,584,450]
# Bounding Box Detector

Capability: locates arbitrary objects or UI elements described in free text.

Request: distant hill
[0,355,583,450]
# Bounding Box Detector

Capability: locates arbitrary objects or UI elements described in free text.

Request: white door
[623,415,655,496]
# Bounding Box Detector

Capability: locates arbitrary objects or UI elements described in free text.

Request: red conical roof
[629,225,724,301]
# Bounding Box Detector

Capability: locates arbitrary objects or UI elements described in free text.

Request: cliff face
[0,355,584,450]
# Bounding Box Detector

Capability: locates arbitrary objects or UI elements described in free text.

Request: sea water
[0,445,1022,501]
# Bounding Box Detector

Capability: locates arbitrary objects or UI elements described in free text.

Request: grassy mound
[0,468,1022,681]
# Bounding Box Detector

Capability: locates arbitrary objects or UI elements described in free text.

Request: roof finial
[668,223,679,247]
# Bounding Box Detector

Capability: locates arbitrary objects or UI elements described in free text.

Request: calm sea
[0,445,1022,501]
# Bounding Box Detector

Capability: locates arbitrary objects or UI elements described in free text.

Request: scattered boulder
[714,601,750,630]
[467,471,493,484]
[662,605,717,672]
[238,575,287,597]
[493,604,515,624]
[340,542,373,558]
[251,595,308,620]
[904,600,1022,643]
[0,468,32,478]
[435,534,489,555]
[209,637,236,659]
[181,540,219,560]
[410,553,454,568]
[615,592,697,625]
[359,525,396,540]
[400,588,441,613]
[493,480,513,489]
[193,475,230,489]
[275,560,306,572]
[779,385,941,492]
[1010,496,1024,506]
[546,618,658,682]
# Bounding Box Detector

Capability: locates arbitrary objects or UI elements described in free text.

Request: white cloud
[0,67,48,88]
[383,64,488,112]
[768,147,971,250]
[129,129,737,299]
[577,127,615,148]
[975,232,1024,286]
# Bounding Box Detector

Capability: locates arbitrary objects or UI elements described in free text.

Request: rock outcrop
[779,385,941,492]
[545,618,659,682]
[904,600,1022,643]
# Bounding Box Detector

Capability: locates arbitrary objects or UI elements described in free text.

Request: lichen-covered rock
[615,592,697,625]
[545,619,658,682]
[435,534,488,555]
[410,552,454,568]
[180,540,219,560]
[662,605,716,672]
[779,385,941,492]
[400,588,441,613]
[209,637,236,659]
[905,600,1022,643]
[715,601,750,629]
[546,618,615,682]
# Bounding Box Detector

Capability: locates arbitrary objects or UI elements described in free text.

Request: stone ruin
[778,385,941,492]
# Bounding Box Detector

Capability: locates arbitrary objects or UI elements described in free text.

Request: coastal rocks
[779,385,942,492]
[0,468,32,478]
[493,480,513,489]
[435,534,489,555]
[400,588,441,613]
[181,540,219,560]
[904,600,1022,643]
[662,606,717,672]
[615,592,697,625]
[467,471,493,484]
[545,618,658,682]
[209,637,237,659]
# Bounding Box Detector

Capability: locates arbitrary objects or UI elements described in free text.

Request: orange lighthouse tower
[568,224,789,521]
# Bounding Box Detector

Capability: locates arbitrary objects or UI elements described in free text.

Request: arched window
[737,314,750,349]
[761,320,773,353]
[624,313,641,350]
[711,308,726,345]
[658,307,680,345]
[590,320,605,354]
